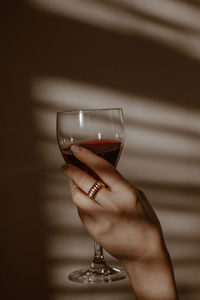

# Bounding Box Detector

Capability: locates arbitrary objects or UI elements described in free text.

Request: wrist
[122,246,178,300]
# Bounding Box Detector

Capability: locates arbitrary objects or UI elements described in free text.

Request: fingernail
[71,145,80,153]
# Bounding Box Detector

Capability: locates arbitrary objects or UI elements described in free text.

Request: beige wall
[1,1,200,299]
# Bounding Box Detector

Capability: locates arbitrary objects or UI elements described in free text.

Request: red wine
[61,140,122,180]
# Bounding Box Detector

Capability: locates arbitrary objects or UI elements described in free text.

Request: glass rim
[57,108,123,114]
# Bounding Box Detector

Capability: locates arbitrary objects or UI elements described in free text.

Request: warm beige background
[1,1,200,299]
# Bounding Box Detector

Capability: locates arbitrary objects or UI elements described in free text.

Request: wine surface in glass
[62,140,121,180]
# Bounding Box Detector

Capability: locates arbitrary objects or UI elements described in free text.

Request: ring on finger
[88,181,106,200]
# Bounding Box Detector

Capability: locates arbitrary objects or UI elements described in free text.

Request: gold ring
[88,181,106,199]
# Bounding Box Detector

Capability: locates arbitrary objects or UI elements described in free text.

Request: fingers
[65,165,118,210]
[69,179,98,211]
[66,164,100,195]
[70,145,126,191]
[63,145,139,212]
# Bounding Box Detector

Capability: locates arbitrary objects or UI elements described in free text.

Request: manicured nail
[71,145,80,153]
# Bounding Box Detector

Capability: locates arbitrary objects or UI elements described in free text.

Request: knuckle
[112,186,139,213]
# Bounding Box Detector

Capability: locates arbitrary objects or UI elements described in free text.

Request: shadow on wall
[1,1,200,300]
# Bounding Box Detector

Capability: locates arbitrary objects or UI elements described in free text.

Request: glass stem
[91,241,106,269]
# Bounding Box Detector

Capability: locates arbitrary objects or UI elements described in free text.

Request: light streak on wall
[28,0,200,60]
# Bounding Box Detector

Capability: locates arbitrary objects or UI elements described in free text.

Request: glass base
[68,264,126,284]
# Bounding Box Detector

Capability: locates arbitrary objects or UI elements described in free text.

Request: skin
[63,146,179,300]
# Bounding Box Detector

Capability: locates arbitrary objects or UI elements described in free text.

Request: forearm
[122,251,179,300]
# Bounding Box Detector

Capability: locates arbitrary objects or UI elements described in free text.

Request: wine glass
[56,108,126,283]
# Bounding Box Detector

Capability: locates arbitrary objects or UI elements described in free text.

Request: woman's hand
[63,145,178,300]
[64,145,163,262]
